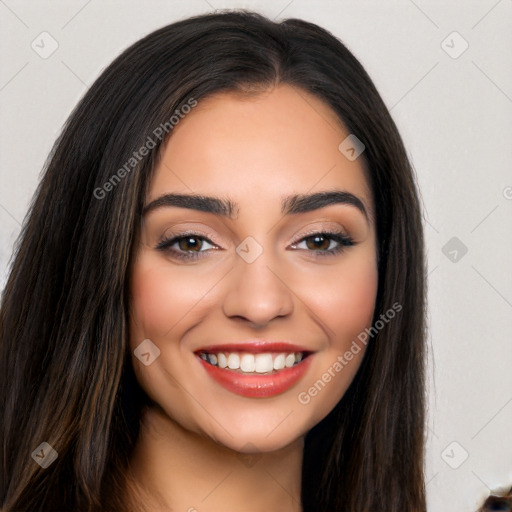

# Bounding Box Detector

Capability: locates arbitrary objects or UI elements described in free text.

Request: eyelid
[157,227,222,247]
[288,225,352,245]
[160,232,216,245]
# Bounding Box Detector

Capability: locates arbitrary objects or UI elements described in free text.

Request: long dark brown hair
[0,11,427,511]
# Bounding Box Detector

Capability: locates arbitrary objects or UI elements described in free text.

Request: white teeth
[240,353,255,372]
[218,353,227,368]
[227,353,240,369]
[273,354,285,370]
[285,353,296,368]
[200,350,307,374]
[254,353,274,373]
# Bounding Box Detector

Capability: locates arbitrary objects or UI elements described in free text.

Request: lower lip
[197,356,313,398]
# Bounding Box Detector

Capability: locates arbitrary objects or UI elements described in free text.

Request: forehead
[148,84,373,219]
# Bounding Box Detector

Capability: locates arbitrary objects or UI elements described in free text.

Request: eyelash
[155,230,354,261]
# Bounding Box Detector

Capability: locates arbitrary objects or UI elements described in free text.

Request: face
[129,84,378,453]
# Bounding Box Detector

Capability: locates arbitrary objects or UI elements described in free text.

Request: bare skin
[127,84,378,511]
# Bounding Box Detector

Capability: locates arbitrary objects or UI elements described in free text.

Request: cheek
[129,252,215,342]
[295,253,378,426]
[334,261,378,342]
[303,252,378,346]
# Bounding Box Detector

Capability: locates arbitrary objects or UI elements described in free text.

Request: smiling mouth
[197,350,311,375]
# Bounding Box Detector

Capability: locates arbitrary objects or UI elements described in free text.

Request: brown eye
[290,231,354,257]
[304,234,331,251]
[178,237,203,252]
[155,233,217,260]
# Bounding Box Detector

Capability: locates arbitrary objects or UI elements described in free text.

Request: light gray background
[1,1,511,510]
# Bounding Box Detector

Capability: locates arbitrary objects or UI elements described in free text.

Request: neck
[126,405,304,512]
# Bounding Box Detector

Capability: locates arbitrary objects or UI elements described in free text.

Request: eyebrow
[142,190,368,220]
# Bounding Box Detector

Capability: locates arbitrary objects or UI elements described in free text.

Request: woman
[0,11,427,511]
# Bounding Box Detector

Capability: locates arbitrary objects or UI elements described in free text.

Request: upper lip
[195,341,314,354]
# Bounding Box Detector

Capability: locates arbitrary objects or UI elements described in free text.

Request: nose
[222,252,294,327]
